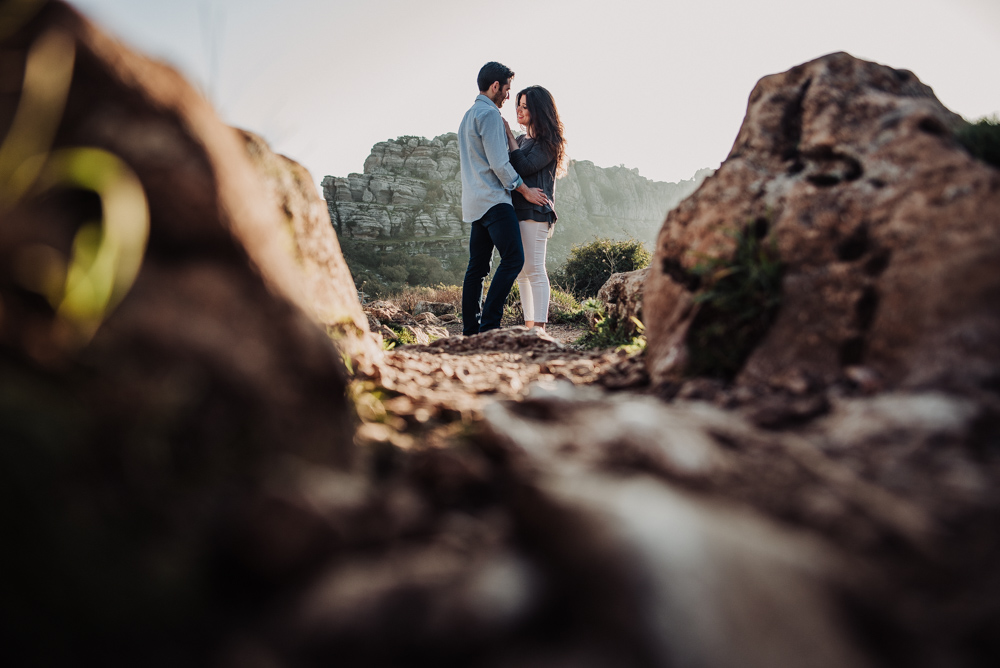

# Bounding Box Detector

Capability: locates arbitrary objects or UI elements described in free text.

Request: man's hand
[502,117,518,150]
[516,183,549,207]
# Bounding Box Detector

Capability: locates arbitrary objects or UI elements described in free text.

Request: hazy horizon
[65,0,1000,191]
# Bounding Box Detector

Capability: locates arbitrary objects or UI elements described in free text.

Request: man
[459,61,549,336]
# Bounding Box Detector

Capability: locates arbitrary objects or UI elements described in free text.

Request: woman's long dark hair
[517,85,566,177]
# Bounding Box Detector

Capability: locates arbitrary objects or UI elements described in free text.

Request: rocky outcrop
[597,267,649,337]
[644,52,1000,393]
[0,2,356,662]
[323,135,466,270]
[323,134,711,270]
[363,299,448,347]
[240,129,379,365]
[556,162,713,256]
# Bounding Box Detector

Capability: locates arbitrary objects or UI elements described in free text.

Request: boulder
[413,311,443,326]
[239,130,380,366]
[597,267,648,337]
[365,300,416,325]
[0,2,356,662]
[414,300,456,316]
[644,52,1000,393]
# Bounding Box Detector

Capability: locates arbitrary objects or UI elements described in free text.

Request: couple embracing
[459,61,566,336]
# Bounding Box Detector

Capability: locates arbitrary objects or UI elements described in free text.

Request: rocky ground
[345,324,1000,668]
[358,326,647,427]
[440,321,589,346]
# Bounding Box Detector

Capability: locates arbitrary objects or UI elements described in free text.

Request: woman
[504,85,566,332]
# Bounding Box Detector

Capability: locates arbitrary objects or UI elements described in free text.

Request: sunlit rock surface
[644,51,1000,392]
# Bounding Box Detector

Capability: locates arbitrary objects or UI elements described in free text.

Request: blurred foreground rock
[240,129,379,366]
[0,2,356,663]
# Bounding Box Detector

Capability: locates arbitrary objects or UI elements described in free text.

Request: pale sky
[67,0,1000,191]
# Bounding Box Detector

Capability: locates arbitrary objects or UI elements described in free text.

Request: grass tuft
[684,222,784,379]
[576,299,646,353]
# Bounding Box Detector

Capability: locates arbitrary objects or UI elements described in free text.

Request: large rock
[0,2,357,662]
[597,267,648,337]
[645,52,1000,392]
[240,129,380,365]
[323,135,466,248]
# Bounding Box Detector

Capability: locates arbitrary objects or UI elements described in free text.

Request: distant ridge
[321,133,712,284]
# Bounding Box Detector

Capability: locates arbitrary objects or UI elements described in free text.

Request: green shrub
[957,115,1000,168]
[406,254,452,286]
[548,288,585,324]
[685,222,784,379]
[388,284,462,313]
[386,324,417,346]
[381,264,408,284]
[553,237,651,299]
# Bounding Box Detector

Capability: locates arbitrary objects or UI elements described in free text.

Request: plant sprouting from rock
[577,299,646,353]
[685,220,784,379]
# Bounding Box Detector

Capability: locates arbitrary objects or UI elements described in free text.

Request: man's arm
[480,110,523,191]
[481,111,549,206]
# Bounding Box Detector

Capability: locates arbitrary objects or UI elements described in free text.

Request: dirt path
[441,322,590,346]
[357,328,647,442]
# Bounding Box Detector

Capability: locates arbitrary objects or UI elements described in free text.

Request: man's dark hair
[477,61,514,93]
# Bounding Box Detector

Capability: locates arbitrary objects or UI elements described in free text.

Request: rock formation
[0,2,357,662]
[240,129,379,365]
[323,135,466,259]
[644,51,1000,393]
[597,267,648,337]
[323,134,711,273]
[556,161,713,257]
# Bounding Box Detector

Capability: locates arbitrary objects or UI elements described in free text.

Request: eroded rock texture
[598,267,649,337]
[240,129,379,366]
[645,52,1000,393]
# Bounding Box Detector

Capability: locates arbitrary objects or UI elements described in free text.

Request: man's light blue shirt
[458,94,523,223]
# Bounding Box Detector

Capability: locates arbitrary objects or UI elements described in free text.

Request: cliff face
[555,160,713,256]
[322,134,711,268]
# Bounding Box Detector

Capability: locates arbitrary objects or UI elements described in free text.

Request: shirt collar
[476,93,499,111]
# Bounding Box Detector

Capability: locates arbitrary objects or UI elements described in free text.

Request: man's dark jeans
[462,203,524,336]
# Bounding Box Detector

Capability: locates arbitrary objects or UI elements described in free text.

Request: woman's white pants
[517,219,550,324]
